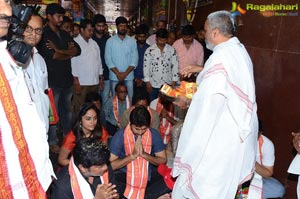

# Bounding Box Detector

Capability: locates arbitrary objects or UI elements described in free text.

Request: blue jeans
[110,80,133,102]
[263,177,285,198]
[100,80,111,104]
[48,86,73,145]
[149,87,160,103]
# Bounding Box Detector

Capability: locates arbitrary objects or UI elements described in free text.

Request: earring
[80,122,82,128]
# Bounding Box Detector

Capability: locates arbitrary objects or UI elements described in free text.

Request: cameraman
[0,1,55,198]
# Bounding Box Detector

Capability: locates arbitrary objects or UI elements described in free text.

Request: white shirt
[24,47,49,131]
[256,135,275,166]
[72,34,102,85]
[0,41,55,198]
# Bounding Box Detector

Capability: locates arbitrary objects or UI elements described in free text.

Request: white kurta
[24,47,49,131]
[172,37,258,199]
[0,41,55,198]
[288,154,300,198]
[71,34,102,86]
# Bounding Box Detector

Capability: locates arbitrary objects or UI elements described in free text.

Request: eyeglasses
[25,25,43,35]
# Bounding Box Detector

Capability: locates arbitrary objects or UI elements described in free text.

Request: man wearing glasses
[23,14,50,132]
[104,81,131,136]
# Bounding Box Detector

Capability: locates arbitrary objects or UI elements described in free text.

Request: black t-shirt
[38,26,81,88]
[92,34,110,80]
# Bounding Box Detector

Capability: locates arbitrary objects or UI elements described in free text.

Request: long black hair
[73,103,103,142]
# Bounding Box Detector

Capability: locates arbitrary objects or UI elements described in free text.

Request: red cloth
[158,164,176,190]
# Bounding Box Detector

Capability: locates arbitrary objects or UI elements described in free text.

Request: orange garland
[156,99,174,144]
[0,63,46,198]
[113,95,130,126]
[123,125,152,199]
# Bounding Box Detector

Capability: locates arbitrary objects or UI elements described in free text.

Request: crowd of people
[0,0,296,198]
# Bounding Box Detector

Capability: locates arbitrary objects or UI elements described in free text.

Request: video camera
[7,3,33,65]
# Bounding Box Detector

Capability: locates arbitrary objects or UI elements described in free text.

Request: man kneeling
[109,106,172,199]
[51,138,119,199]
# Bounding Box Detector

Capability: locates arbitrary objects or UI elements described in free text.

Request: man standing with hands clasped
[105,16,138,101]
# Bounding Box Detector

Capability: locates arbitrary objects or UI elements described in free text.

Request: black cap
[46,3,65,16]
[115,16,128,26]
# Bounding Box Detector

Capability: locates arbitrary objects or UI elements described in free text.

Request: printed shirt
[143,43,179,88]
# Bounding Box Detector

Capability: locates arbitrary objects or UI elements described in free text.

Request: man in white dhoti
[0,3,55,198]
[172,10,258,199]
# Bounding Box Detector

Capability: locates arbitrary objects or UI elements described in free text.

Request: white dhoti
[0,41,55,198]
[288,154,300,198]
[172,37,258,199]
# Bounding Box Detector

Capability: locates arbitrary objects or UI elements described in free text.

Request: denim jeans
[263,177,285,198]
[148,87,160,103]
[48,86,73,145]
[110,80,133,102]
[100,80,111,104]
